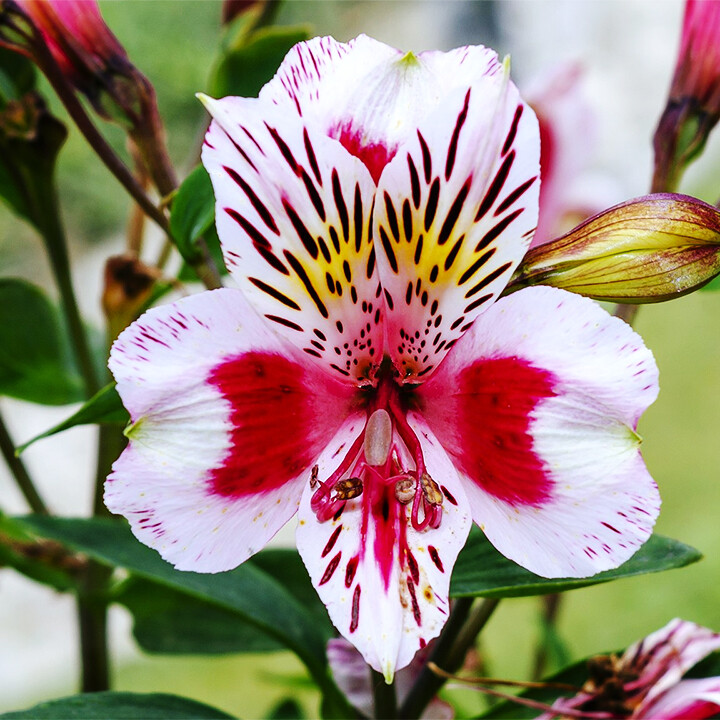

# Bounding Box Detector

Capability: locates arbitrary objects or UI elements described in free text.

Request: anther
[421,472,443,506]
[334,477,363,500]
[395,477,416,504]
[309,464,319,488]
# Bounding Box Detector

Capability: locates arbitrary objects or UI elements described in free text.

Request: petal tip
[196,92,220,116]
[382,661,395,685]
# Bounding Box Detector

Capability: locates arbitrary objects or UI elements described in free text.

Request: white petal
[419,285,660,578]
[373,52,540,381]
[106,289,356,572]
[296,416,470,679]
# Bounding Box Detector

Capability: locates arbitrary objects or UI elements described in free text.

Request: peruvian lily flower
[537,618,720,719]
[105,35,660,680]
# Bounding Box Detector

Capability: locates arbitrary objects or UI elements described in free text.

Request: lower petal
[418,285,660,578]
[638,679,720,720]
[296,417,470,679]
[105,289,356,572]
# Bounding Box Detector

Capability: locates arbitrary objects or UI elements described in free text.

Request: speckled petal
[105,289,355,572]
[419,285,659,578]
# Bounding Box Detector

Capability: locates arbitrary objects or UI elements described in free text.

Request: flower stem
[372,668,397,719]
[0,411,49,515]
[399,597,500,719]
[76,559,112,692]
[532,593,563,680]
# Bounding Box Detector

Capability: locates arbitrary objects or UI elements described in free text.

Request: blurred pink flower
[538,619,720,719]
[327,638,453,718]
[525,63,620,248]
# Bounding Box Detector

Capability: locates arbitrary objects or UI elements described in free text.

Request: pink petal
[372,52,540,381]
[296,416,470,680]
[201,95,382,384]
[638,679,720,720]
[418,285,660,578]
[105,289,355,572]
[626,619,720,707]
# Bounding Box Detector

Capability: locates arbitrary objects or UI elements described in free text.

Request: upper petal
[296,416,470,679]
[372,53,540,381]
[418,285,660,578]
[105,289,356,571]
[201,95,382,384]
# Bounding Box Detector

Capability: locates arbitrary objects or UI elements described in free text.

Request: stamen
[309,464,319,488]
[395,476,416,504]
[334,477,363,500]
[421,473,443,506]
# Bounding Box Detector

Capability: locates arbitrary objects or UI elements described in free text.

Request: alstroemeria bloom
[105,35,660,680]
[537,619,720,719]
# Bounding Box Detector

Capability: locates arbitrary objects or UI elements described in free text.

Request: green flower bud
[507,194,720,303]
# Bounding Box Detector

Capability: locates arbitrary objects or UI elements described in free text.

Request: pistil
[309,373,443,530]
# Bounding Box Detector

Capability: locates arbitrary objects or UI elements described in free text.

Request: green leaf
[0,47,37,101]
[118,578,286,654]
[16,383,128,454]
[450,527,702,598]
[209,25,311,99]
[177,223,227,281]
[14,515,354,718]
[0,279,85,405]
[169,165,216,262]
[0,692,233,719]
[0,99,67,232]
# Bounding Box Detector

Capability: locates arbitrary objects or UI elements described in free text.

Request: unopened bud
[653,0,720,191]
[507,194,720,303]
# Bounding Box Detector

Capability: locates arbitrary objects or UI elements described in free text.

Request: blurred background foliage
[2,1,720,718]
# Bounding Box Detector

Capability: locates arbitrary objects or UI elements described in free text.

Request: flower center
[309,375,443,532]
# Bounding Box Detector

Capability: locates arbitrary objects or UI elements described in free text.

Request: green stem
[35,192,101,399]
[532,593,563,680]
[399,597,500,719]
[30,36,171,234]
[372,668,397,719]
[0,411,49,515]
[76,559,112,692]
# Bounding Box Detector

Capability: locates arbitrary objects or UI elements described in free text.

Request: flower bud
[653,0,720,191]
[0,0,177,194]
[508,194,720,303]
